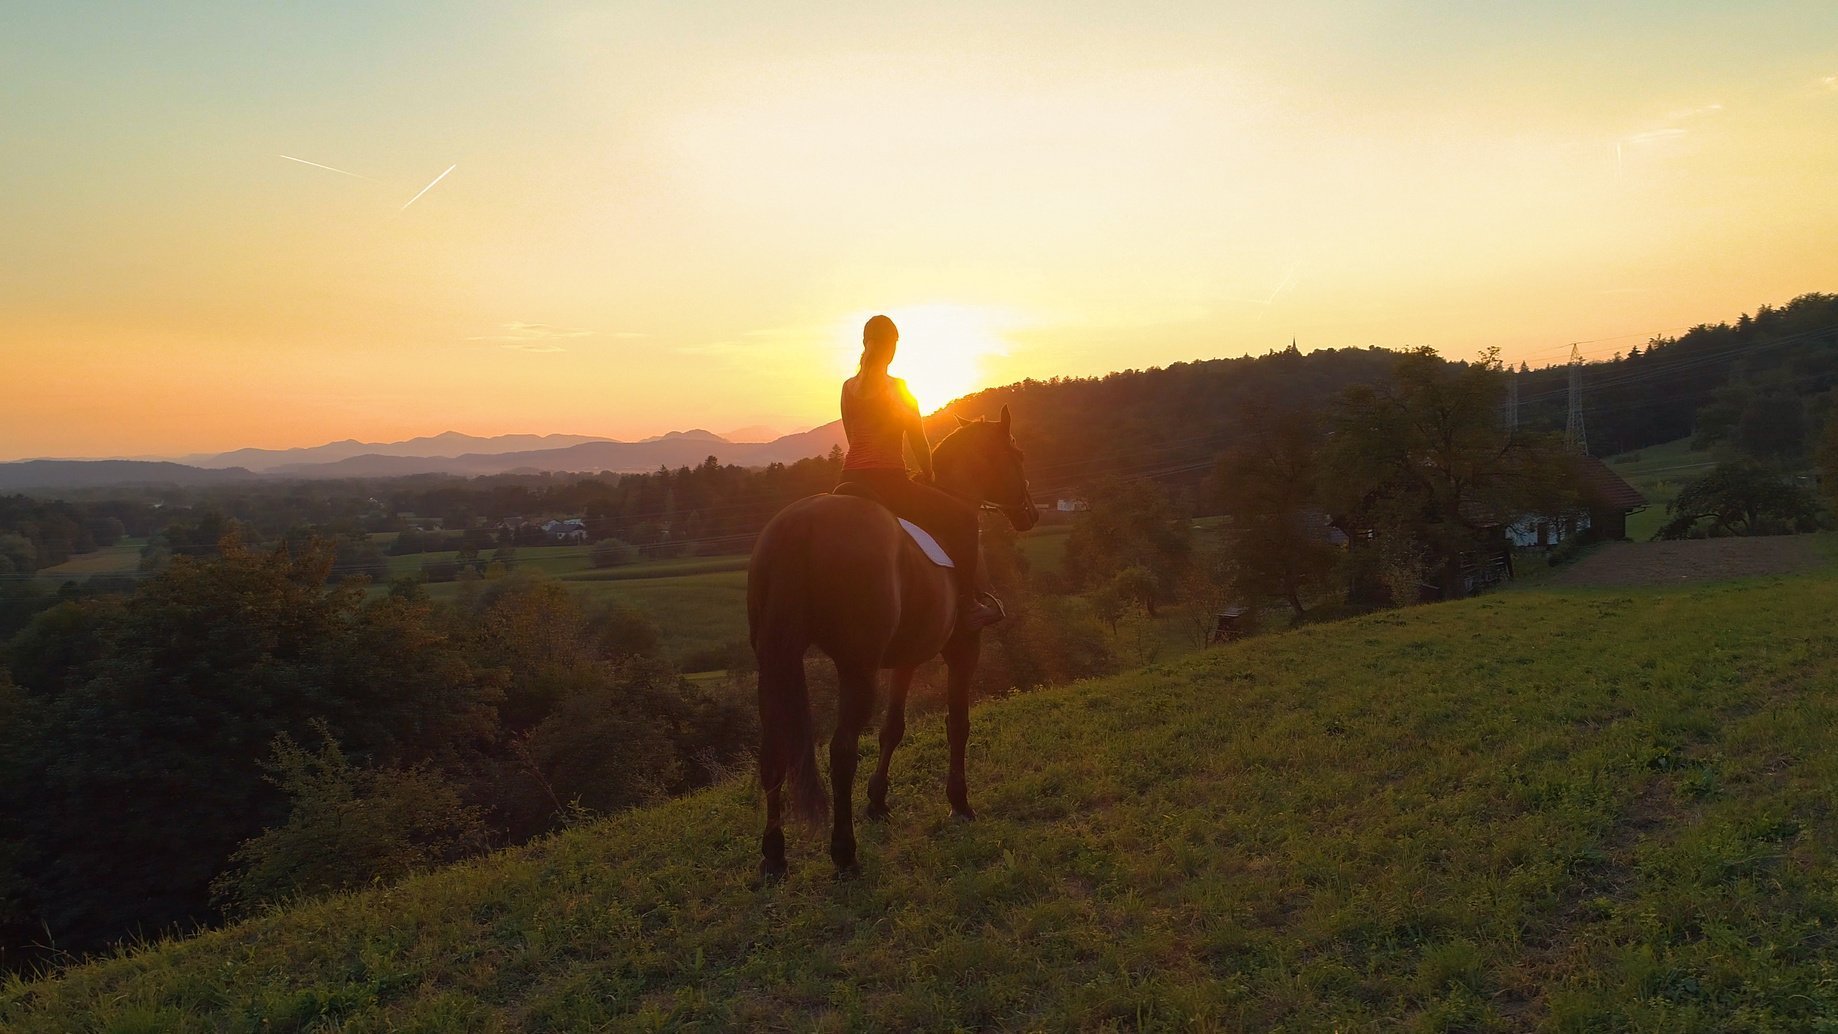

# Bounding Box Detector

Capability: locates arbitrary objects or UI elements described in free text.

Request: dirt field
[1547,535,1828,588]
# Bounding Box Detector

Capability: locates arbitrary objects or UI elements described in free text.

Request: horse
[747,405,1040,879]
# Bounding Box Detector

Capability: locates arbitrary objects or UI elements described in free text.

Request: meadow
[30,539,144,579]
[6,539,1834,1031]
[1606,438,1720,541]
[25,527,1086,674]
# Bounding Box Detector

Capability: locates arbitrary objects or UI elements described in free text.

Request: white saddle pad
[898,519,954,568]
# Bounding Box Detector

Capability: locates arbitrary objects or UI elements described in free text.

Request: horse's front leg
[829,662,875,874]
[943,634,979,821]
[865,665,915,821]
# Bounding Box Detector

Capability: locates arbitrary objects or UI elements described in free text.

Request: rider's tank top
[841,374,914,472]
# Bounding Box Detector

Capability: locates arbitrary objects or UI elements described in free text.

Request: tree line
[0,537,754,970]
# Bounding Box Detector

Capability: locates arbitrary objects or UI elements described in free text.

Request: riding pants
[836,468,980,594]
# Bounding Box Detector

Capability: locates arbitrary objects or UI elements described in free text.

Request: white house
[542,518,588,543]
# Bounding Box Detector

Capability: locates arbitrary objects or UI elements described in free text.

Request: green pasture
[1607,437,1720,541]
[1014,521,1071,576]
[11,542,1836,1030]
[31,540,144,582]
[414,568,751,671]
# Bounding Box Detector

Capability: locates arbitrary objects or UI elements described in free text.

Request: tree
[212,728,489,918]
[507,657,754,834]
[1176,544,1237,647]
[1820,404,1838,514]
[10,533,501,956]
[1109,565,1159,618]
[1212,406,1340,619]
[1322,348,1574,601]
[1656,462,1820,539]
[590,537,638,568]
[592,601,664,663]
[0,673,39,962]
[1062,479,1192,613]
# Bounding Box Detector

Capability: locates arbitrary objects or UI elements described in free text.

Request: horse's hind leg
[866,666,915,821]
[829,662,876,874]
[944,634,980,821]
[759,755,787,882]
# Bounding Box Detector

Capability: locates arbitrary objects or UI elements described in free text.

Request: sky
[4,1,1837,459]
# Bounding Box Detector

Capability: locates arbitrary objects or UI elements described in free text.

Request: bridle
[933,420,1039,528]
[980,495,1036,525]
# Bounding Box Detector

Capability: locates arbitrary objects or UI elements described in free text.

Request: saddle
[830,483,954,568]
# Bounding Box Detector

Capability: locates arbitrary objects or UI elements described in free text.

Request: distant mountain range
[1,426,846,490]
[0,460,260,492]
[178,431,620,471]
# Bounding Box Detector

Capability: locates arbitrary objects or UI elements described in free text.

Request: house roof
[1574,456,1647,512]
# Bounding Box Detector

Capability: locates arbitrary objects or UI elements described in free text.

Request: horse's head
[933,404,1040,532]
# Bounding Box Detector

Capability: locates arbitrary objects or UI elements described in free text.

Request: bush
[590,538,639,568]
[421,558,460,582]
[212,729,489,917]
[511,658,756,826]
[678,639,755,674]
[592,602,663,663]
[985,594,1116,694]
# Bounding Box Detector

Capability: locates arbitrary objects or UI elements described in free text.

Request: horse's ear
[999,405,1011,432]
[955,415,972,428]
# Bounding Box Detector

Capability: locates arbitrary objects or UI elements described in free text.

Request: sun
[833,303,1016,414]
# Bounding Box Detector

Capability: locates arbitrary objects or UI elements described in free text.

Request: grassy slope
[8,565,1838,1031]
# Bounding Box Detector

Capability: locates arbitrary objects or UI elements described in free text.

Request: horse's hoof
[950,807,978,823]
[833,862,862,882]
[865,801,891,822]
[756,858,788,886]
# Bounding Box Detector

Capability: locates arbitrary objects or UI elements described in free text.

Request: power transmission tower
[1565,343,1588,454]
[1506,366,1519,433]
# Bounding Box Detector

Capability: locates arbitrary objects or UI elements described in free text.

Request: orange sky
[5,3,1837,459]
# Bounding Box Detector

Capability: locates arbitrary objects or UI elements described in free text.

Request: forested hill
[933,292,1838,496]
[932,345,1402,501]
[1510,292,1838,458]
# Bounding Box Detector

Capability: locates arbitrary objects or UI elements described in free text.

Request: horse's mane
[931,419,998,467]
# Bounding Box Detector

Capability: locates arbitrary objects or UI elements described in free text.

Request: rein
[931,420,1037,526]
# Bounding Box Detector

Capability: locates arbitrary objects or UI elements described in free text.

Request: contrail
[400,164,456,212]
[1262,260,1302,304]
[278,154,376,181]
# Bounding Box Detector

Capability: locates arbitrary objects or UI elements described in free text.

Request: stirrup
[961,592,1005,632]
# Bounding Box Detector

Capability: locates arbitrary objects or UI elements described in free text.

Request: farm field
[1605,437,1720,541]
[30,539,143,581]
[8,537,1834,1031]
[404,523,1085,671]
[1014,521,1070,576]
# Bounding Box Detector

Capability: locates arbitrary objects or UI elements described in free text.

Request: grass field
[7,538,1834,1031]
[31,539,144,581]
[403,525,1083,671]
[1607,437,1721,541]
[1016,521,1071,576]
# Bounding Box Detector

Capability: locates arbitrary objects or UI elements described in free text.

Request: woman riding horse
[747,321,1038,879]
[837,314,1004,632]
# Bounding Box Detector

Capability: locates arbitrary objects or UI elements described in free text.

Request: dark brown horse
[748,406,1039,879]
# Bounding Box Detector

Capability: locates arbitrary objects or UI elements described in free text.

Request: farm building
[1573,456,1647,540]
[542,518,589,543]
[1505,457,1647,547]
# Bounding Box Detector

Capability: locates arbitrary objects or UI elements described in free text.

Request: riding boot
[959,590,1005,632]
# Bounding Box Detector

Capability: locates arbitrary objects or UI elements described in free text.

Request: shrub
[212,729,489,917]
[590,538,639,568]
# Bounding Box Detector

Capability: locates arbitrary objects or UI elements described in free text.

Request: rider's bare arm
[896,379,934,482]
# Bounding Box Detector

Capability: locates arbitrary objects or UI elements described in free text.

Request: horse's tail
[750,518,828,828]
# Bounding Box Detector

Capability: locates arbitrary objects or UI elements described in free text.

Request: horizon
[6,2,1838,459]
[2,332,1705,464]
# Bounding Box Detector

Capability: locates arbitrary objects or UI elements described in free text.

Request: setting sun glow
[834,304,1019,414]
[4,3,1838,459]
